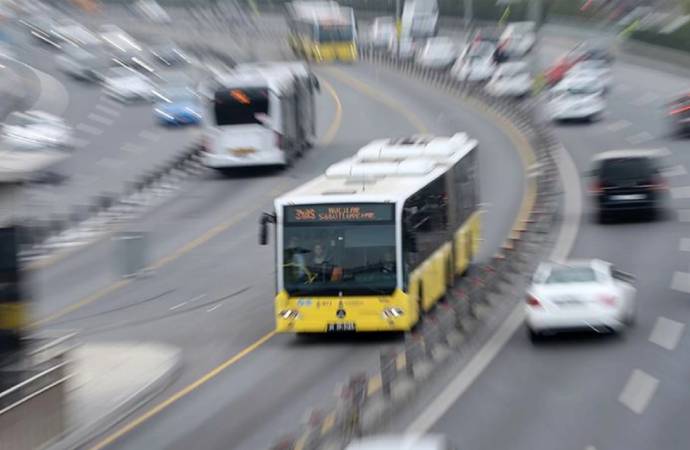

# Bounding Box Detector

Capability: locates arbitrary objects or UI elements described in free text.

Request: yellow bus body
[275,211,481,333]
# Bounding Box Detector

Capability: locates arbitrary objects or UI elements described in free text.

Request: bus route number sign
[286,204,393,223]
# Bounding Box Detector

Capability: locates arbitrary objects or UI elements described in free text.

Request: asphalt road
[5,10,276,223]
[30,51,528,450]
[416,27,690,450]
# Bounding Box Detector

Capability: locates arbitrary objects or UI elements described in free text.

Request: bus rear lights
[382,308,404,319]
[279,309,300,320]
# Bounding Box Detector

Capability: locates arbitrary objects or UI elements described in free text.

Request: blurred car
[484,61,532,98]
[568,59,612,92]
[576,40,615,64]
[544,47,586,86]
[388,36,416,59]
[102,66,156,102]
[370,16,396,49]
[415,37,457,69]
[153,86,203,126]
[499,21,536,57]
[0,30,15,59]
[526,259,637,340]
[134,0,171,24]
[99,24,143,55]
[53,20,101,47]
[450,41,496,82]
[149,43,190,67]
[345,434,458,450]
[547,74,606,122]
[588,149,668,222]
[667,93,690,137]
[55,45,112,82]
[21,17,63,48]
[2,110,74,151]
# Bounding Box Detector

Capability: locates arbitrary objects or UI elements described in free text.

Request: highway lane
[27,58,528,450]
[409,28,690,450]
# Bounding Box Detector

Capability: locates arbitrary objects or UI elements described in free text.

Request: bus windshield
[213,88,269,126]
[282,204,397,296]
[317,24,353,42]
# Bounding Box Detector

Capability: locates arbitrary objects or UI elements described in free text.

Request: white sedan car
[415,37,457,69]
[2,110,74,151]
[568,59,613,92]
[346,434,457,450]
[547,73,606,122]
[451,42,497,82]
[102,66,156,103]
[484,61,533,98]
[525,260,636,341]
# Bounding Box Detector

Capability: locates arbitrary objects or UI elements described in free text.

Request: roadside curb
[46,344,183,450]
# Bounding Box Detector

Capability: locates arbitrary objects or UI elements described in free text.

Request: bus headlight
[382,308,404,319]
[279,309,300,320]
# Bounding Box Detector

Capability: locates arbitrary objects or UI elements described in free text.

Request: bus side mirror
[312,75,321,92]
[259,212,276,246]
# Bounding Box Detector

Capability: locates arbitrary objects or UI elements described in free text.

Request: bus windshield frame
[281,203,398,296]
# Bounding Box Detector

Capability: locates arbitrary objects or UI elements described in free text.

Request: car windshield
[545,267,598,284]
[282,204,397,296]
[599,157,654,181]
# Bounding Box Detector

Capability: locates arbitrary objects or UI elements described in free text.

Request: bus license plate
[327,323,356,332]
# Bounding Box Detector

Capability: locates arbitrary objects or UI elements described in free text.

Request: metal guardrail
[268,47,563,450]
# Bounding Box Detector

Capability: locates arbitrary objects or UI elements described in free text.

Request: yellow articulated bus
[286,1,358,63]
[259,133,480,333]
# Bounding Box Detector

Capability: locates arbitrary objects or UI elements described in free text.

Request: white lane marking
[407,145,582,433]
[618,369,659,415]
[95,104,121,116]
[121,143,141,153]
[656,147,672,157]
[138,130,160,142]
[671,271,690,293]
[73,175,97,186]
[100,96,120,107]
[677,210,690,222]
[206,304,222,312]
[617,84,631,93]
[4,56,72,115]
[663,165,687,177]
[585,446,596,450]
[169,294,206,311]
[648,317,685,351]
[88,113,115,126]
[632,92,659,106]
[76,123,103,136]
[607,120,631,132]
[680,238,690,252]
[626,131,653,145]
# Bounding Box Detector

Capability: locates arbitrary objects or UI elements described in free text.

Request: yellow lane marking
[30,77,344,328]
[322,66,430,134]
[319,79,343,145]
[367,374,382,397]
[89,331,276,450]
[321,411,336,434]
[396,353,406,371]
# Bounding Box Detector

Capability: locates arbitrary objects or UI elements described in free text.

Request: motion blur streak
[88,330,277,450]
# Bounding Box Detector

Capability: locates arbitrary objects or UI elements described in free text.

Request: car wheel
[527,326,541,343]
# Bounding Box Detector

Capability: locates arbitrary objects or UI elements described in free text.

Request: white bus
[401,0,439,39]
[202,62,320,170]
[260,133,480,333]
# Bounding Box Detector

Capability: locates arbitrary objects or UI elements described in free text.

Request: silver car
[2,110,74,151]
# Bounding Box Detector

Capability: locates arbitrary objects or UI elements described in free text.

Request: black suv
[588,150,667,222]
[668,93,690,137]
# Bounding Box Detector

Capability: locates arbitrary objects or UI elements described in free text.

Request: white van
[202,63,319,170]
[499,21,536,58]
[401,0,438,39]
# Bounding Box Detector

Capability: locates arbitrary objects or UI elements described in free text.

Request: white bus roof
[233,61,311,79]
[288,1,352,23]
[275,133,477,207]
[215,66,298,94]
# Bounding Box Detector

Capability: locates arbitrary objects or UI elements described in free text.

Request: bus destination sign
[286,204,393,223]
